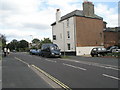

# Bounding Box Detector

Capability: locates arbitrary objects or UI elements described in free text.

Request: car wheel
[91,54,94,57]
[96,54,99,57]
[41,54,44,57]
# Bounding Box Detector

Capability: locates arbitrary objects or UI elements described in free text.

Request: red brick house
[104,27,120,48]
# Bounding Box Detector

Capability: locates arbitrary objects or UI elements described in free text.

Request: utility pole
[63,22,66,57]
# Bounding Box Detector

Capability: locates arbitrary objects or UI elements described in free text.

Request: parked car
[90,47,107,57]
[41,44,61,58]
[29,49,41,55]
[29,49,37,55]
[106,46,120,53]
[37,49,41,56]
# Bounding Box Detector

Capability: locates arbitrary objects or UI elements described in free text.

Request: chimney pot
[83,1,94,16]
[56,9,61,23]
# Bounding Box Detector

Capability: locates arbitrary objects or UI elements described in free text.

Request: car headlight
[52,53,55,55]
[59,53,61,55]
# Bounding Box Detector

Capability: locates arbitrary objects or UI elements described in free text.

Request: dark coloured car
[106,46,120,53]
[41,44,61,58]
[91,47,107,57]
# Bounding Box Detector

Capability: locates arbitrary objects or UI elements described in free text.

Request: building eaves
[94,14,103,20]
[51,22,56,26]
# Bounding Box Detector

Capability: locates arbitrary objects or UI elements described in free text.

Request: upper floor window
[67,19,69,27]
[67,31,70,38]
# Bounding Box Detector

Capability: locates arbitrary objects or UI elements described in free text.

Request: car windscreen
[50,44,59,50]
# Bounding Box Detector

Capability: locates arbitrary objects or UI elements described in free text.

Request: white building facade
[52,9,76,54]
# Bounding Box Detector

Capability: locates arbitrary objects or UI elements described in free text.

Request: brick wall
[76,16,104,47]
[104,32,119,48]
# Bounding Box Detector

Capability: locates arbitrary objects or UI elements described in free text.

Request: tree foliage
[39,38,52,48]
[0,34,7,48]
[6,38,52,51]
[41,38,52,44]
[7,39,19,50]
[19,40,29,48]
[32,38,40,44]
[7,39,29,52]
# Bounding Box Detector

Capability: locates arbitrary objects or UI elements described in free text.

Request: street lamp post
[30,35,33,43]
[29,35,34,49]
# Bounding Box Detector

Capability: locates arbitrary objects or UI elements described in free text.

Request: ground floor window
[67,43,70,50]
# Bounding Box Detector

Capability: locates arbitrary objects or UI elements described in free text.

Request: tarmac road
[2,52,120,89]
[2,54,52,88]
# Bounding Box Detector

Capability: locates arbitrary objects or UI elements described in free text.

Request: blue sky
[0,0,119,43]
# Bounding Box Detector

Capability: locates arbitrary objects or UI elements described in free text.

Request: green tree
[39,38,52,48]
[32,38,40,43]
[0,34,7,48]
[7,39,29,52]
[19,40,29,49]
[7,39,19,51]
[30,38,40,49]
[41,38,52,43]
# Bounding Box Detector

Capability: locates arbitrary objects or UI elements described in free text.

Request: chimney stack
[56,9,61,23]
[83,1,94,16]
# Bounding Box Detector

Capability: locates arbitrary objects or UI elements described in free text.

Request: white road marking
[45,59,57,63]
[14,57,30,66]
[58,59,119,71]
[106,64,118,68]
[102,74,120,80]
[63,63,87,71]
[104,67,119,71]
[28,64,30,67]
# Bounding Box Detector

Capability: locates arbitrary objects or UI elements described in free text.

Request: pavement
[79,54,91,57]
[0,60,2,90]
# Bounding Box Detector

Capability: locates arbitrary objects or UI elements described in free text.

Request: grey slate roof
[51,10,103,26]
[61,10,84,21]
[61,10,103,21]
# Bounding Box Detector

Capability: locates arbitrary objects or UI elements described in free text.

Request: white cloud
[95,3,118,27]
[0,0,118,43]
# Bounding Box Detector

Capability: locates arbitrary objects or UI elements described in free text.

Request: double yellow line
[15,57,72,90]
[32,65,71,90]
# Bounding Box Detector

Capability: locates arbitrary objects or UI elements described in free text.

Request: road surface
[2,52,120,89]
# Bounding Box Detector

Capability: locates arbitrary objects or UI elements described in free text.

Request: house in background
[51,1,105,56]
[104,27,120,48]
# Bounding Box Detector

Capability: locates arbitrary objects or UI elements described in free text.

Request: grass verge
[61,55,70,59]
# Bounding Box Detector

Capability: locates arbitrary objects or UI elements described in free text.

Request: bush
[106,52,120,57]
